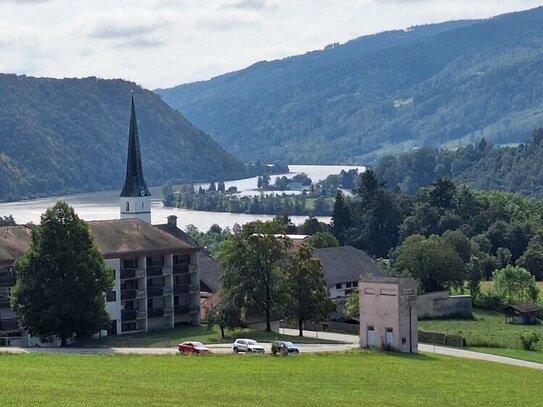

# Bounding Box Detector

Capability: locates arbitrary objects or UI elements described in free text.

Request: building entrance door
[367,326,375,347]
[385,328,394,347]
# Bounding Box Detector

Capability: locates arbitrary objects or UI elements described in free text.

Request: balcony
[137,310,147,319]
[174,284,189,295]
[147,286,163,297]
[120,268,135,279]
[163,267,173,276]
[174,305,189,314]
[0,276,16,287]
[163,308,173,317]
[136,290,147,299]
[146,265,163,277]
[173,264,189,275]
[189,304,200,314]
[163,287,173,296]
[148,308,164,318]
[189,284,200,294]
[135,269,145,278]
[0,297,10,309]
[121,310,137,321]
[120,289,137,301]
[0,318,18,331]
[188,265,197,274]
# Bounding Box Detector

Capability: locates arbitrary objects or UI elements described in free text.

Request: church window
[126,202,130,211]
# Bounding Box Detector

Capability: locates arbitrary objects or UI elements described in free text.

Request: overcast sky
[0,0,541,89]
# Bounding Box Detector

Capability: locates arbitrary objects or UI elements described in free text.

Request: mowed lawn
[73,325,340,348]
[1,352,542,406]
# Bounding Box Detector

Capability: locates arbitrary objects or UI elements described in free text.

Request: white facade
[120,196,151,224]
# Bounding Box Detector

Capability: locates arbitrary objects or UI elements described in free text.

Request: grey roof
[198,251,221,293]
[155,223,199,247]
[313,246,385,287]
[0,226,32,265]
[87,219,198,258]
[120,94,151,198]
[503,303,542,314]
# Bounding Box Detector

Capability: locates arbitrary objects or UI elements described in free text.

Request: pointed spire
[120,92,151,198]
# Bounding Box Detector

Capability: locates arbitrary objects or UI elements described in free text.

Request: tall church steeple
[120,93,152,223]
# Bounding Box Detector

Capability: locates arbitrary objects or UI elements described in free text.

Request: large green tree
[392,234,464,293]
[491,265,540,304]
[284,245,335,336]
[217,220,290,332]
[11,202,113,346]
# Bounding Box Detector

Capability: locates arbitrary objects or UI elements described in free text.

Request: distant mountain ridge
[157,7,543,164]
[0,75,248,202]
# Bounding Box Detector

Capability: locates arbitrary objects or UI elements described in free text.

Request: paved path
[2,329,543,370]
[280,328,543,370]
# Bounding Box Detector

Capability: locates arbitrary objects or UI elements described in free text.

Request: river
[0,165,364,231]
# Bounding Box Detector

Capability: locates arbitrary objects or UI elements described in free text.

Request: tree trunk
[220,325,225,338]
[265,284,271,332]
[60,337,67,347]
[298,318,304,337]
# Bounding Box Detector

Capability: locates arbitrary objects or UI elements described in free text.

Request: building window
[141,202,144,208]
[173,254,190,265]
[111,269,116,281]
[148,298,154,309]
[126,202,130,211]
[346,282,352,288]
[123,259,137,269]
[174,296,179,306]
[121,322,136,332]
[124,300,135,311]
[335,283,342,290]
[353,281,358,287]
[106,291,116,302]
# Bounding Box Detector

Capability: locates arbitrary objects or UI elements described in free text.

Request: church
[0,95,201,340]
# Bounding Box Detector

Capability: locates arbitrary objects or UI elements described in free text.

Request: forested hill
[157,7,543,164]
[0,75,248,202]
[375,129,543,197]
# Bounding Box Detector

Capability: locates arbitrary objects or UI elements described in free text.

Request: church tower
[120,93,152,223]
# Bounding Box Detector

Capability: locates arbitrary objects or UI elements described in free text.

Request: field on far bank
[1,352,542,406]
[73,325,341,348]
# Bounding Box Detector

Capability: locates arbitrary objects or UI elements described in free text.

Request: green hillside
[0,75,248,201]
[157,7,543,164]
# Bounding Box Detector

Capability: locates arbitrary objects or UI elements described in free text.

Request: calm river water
[0,165,364,231]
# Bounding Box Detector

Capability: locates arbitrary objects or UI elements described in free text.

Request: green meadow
[0,351,541,406]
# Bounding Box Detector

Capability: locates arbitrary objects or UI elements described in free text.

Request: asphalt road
[2,329,542,370]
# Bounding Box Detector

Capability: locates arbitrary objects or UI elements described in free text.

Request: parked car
[178,341,210,355]
[272,340,300,354]
[232,338,265,353]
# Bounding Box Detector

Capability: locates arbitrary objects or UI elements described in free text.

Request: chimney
[167,215,177,228]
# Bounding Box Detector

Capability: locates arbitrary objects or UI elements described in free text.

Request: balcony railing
[121,310,137,321]
[189,284,200,293]
[173,264,189,275]
[0,276,16,287]
[162,267,173,276]
[120,268,135,279]
[174,284,189,295]
[163,308,173,317]
[136,290,147,299]
[0,298,10,309]
[120,289,137,301]
[147,286,163,297]
[174,305,189,314]
[0,318,18,331]
[146,265,163,277]
[163,287,173,296]
[148,308,164,318]
[135,269,145,278]
[188,265,197,274]
[137,310,147,319]
[189,304,200,314]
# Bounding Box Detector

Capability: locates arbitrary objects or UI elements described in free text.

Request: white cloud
[0,0,541,88]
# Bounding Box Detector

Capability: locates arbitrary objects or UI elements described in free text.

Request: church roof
[120,94,151,198]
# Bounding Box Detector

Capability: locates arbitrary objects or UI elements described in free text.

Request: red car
[178,341,210,355]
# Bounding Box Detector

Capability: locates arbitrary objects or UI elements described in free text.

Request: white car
[233,338,265,354]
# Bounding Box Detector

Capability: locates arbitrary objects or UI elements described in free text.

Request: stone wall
[418,330,465,347]
[417,291,472,319]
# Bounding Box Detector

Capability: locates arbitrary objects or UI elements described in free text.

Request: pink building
[359,277,418,353]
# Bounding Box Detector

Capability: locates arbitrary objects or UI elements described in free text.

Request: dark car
[273,341,299,354]
[178,341,210,355]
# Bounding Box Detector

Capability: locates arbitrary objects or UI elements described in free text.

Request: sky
[0,0,541,89]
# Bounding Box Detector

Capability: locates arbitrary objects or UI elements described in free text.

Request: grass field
[469,347,543,364]
[74,325,340,348]
[1,352,542,406]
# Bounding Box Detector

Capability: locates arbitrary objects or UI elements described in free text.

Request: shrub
[519,333,540,351]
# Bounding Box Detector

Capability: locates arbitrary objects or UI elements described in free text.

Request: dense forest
[0,75,248,202]
[375,129,543,197]
[158,7,543,164]
[330,171,543,298]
